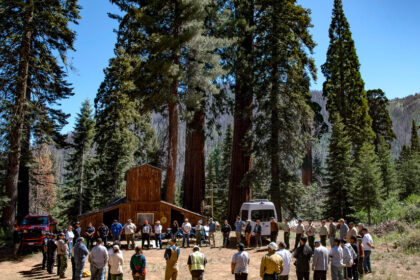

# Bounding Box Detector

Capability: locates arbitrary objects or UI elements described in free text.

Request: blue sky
[61,0,420,133]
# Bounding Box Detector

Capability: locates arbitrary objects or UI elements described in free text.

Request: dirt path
[0,231,418,280]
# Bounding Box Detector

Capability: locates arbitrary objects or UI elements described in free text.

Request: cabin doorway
[103,208,119,228]
[171,209,184,226]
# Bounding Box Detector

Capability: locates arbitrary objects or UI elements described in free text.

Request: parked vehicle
[20,214,57,247]
[240,200,277,237]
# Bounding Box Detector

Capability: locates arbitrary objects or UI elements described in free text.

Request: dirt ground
[0,231,418,280]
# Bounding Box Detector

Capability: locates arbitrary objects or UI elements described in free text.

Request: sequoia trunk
[183,108,205,214]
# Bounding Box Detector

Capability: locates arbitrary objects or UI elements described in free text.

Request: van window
[241,210,249,221]
[251,210,274,222]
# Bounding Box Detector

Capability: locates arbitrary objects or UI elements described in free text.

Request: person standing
[13,222,22,257]
[89,238,109,280]
[141,220,152,249]
[154,220,163,249]
[188,245,208,280]
[305,220,315,251]
[349,236,359,280]
[74,237,89,280]
[85,223,96,250]
[244,220,252,248]
[346,222,357,243]
[57,233,69,278]
[329,238,344,280]
[130,245,146,280]
[276,242,292,280]
[97,223,109,248]
[182,218,192,248]
[312,241,328,280]
[222,220,232,248]
[283,219,291,250]
[356,236,364,276]
[41,232,49,270]
[341,239,356,280]
[47,234,57,274]
[110,220,123,246]
[338,219,349,240]
[66,226,75,258]
[231,243,250,280]
[357,224,364,237]
[328,218,337,248]
[293,237,313,280]
[270,217,279,243]
[234,217,244,245]
[319,220,328,247]
[254,220,262,248]
[164,239,180,280]
[361,228,374,274]
[208,218,217,248]
[260,242,283,280]
[74,222,82,241]
[294,218,304,251]
[124,219,137,250]
[109,245,124,280]
[171,220,180,240]
[195,220,203,247]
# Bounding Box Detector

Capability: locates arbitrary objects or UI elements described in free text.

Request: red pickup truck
[20,214,57,247]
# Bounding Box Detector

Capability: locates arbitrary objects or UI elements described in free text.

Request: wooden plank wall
[126,165,162,202]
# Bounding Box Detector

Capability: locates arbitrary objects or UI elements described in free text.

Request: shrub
[394,230,420,253]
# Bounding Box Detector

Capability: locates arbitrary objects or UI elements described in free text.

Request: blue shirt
[329,246,343,268]
[111,223,123,236]
[209,222,216,232]
[235,221,243,232]
[164,245,180,260]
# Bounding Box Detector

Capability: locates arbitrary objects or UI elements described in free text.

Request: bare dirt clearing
[0,231,418,280]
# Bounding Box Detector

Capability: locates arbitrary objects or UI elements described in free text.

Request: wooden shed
[78,164,206,232]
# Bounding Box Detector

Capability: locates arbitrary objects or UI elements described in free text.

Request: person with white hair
[260,242,283,279]
[182,218,192,248]
[109,245,124,280]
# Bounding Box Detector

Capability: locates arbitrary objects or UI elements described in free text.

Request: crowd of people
[38,216,374,280]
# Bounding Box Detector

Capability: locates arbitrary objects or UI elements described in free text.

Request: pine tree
[94,49,148,205]
[0,0,80,229]
[321,0,374,151]
[252,0,316,219]
[367,89,396,150]
[411,120,419,153]
[353,142,383,225]
[325,114,355,219]
[61,100,96,220]
[377,136,397,199]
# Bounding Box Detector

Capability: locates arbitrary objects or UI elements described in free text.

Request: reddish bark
[183,108,205,214]
[2,1,34,229]
[302,144,312,186]
[165,80,178,204]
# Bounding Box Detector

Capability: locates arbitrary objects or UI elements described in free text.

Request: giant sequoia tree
[0,0,79,228]
[321,0,374,151]
[252,0,316,220]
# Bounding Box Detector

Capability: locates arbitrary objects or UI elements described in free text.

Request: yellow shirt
[260,252,283,277]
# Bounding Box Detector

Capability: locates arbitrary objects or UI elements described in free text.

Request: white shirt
[182,222,191,233]
[362,233,374,251]
[123,223,137,234]
[276,249,292,276]
[66,230,74,242]
[109,252,124,274]
[154,225,162,234]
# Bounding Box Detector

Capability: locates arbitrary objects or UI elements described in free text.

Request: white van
[239,199,277,237]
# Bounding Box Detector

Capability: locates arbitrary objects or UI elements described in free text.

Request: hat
[315,240,321,245]
[59,233,65,237]
[77,237,84,242]
[128,219,132,222]
[209,217,213,220]
[237,243,245,251]
[268,242,278,250]
[113,219,118,222]
[193,245,200,251]
[76,221,80,224]
[298,218,303,222]
[97,238,103,243]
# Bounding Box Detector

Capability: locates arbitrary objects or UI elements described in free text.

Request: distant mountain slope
[388,93,420,155]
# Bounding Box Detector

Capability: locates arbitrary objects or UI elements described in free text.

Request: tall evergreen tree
[367,89,396,150]
[377,136,396,199]
[324,114,355,219]
[62,100,96,220]
[94,49,148,204]
[411,120,419,153]
[353,142,383,225]
[0,0,80,229]
[252,0,316,219]
[322,0,374,151]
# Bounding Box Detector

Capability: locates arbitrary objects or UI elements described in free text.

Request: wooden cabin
[78,164,206,232]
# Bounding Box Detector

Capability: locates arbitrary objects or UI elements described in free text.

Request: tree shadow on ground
[19,263,62,279]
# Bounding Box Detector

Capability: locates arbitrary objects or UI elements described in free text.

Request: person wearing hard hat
[188,245,207,280]
[260,242,283,280]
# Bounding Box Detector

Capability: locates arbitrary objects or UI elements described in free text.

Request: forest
[0,0,419,233]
